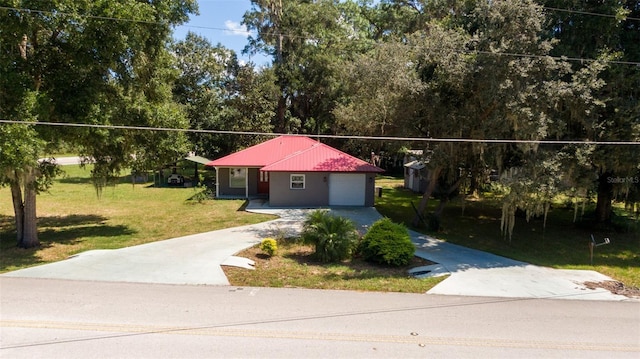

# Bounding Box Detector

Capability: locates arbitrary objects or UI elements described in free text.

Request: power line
[473,50,640,66]
[4,4,640,24]
[0,6,245,34]
[0,6,161,25]
[543,6,640,22]
[3,5,640,67]
[1,120,638,146]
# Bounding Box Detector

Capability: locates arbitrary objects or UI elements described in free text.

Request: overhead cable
[543,6,640,22]
[1,120,638,146]
[2,5,640,67]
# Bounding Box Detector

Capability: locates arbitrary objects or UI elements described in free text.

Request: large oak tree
[0,0,197,248]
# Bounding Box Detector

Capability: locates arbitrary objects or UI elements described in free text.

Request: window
[290,174,305,189]
[229,168,246,188]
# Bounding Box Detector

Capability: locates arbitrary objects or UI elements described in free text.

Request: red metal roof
[207,135,383,173]
[262,142,383,172]
[207,136,318,167]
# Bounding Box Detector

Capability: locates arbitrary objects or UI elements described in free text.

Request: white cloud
[224,20,251,36]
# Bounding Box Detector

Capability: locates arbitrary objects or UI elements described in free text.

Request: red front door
[258,171,269,194]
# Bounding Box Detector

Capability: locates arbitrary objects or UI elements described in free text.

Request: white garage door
[329,173,366,206]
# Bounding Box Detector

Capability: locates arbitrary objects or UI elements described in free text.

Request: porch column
[215,167,219,197]
[245,167,249,199]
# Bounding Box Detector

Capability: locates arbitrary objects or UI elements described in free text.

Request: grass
[0,166,443,294]
[5,168,635,294]
[223,239,446,293]
[0,165,276,272]
[374,176,640,288]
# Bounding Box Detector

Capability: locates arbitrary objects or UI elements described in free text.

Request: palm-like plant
[301,210,358,263]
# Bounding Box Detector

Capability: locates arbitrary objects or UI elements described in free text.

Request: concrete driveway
[2,200,633,301]
[1,220,281,285]
[248,201,633,301]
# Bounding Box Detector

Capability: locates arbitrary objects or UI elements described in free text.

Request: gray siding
[269,172,329,207]
[216,167,259,197]
[217,167,378,206]
[270,171,378,207]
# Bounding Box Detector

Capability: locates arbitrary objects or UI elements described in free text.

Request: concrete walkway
[2,200,633,301]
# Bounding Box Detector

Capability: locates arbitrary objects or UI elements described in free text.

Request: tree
[244,0,375,135]
[172,32,275,158]
[541,0,640,222]
[244,0,288,132]
[221,65,279,152]
[0,0,197,248]
[334,0,608,234]
[0,122,59,248]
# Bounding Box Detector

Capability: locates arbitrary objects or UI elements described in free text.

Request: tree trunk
[18,168,39,248]
[431,176,464,228]
[595,172,613,223]
[272,0,286,134]
[412,167,442,227]
[434,198,449,218]
[275,94,287,133]
[10,176,24,245]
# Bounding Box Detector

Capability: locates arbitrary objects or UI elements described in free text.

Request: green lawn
[2,170,637,292]
[0,165,275,272]
[374,176,640,288]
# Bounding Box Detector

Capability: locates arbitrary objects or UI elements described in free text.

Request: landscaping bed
[223,240,446,293]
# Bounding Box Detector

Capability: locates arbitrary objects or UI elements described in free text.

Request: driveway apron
[2,200,633,301]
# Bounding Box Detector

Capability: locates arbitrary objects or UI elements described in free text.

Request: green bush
[260,238,278,257]
[301,210,358,263]
[361,217,415,267]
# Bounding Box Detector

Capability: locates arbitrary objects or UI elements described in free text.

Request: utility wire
[543,6,640,22]
[0,6,161,25]
[473,50,640,66]
[3,4,640,22]
[2,5,640,67]
[1,120,638,146]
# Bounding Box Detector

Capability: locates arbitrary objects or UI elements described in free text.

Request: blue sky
[172,0,271,66]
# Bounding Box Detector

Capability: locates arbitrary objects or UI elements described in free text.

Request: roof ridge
[261,140,384,173]
[315,141,366,160]
[261,141,319,167]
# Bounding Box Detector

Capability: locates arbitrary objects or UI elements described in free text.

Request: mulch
[583,280,640,299]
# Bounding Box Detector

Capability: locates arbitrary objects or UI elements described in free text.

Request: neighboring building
[403,150,429,193]
[207,136,384,207]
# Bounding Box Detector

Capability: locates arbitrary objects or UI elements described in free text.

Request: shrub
[361,217,415,267]
[260,238,278,257]
[301,210,358,263]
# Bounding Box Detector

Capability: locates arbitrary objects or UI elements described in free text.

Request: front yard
[0,165,275,272]
[374,176,640,289]
[2,168,637,294]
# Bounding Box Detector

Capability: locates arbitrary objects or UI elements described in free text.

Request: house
[207,136,384,207]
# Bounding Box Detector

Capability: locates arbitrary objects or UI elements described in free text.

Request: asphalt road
[1,277,638,358]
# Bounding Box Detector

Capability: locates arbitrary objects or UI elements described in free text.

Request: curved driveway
[2,200,633,301]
